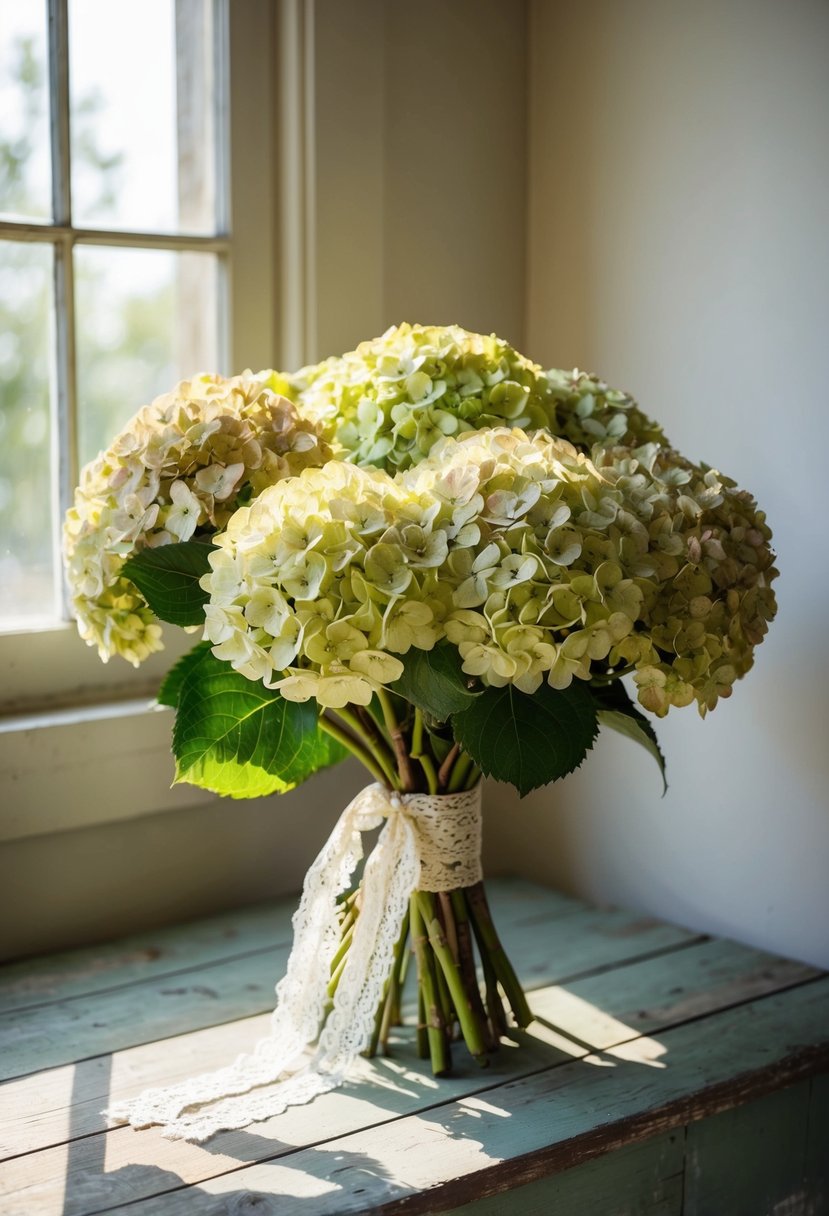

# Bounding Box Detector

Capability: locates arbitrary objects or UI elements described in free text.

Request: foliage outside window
[0,0,227,633]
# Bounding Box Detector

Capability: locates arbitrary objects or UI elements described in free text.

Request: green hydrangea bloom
[543,367,667,450]
[276,323,665,472]
[203,426,777,718]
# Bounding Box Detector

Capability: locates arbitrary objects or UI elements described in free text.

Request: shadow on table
[60,1017,667,1215]
[60,1055,404,1216]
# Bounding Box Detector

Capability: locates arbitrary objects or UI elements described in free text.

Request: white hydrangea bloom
[63,371,330,665]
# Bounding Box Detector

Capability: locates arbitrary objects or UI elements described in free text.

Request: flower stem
[329,917,355,977]
[376,689,419,792]
[416,986,429,1059]
[366,908,410,1058]
[332,705,399,789]
[410,892,450,1074]
[466,882,533,1028]
[437,742,460,791]
[415,890,489,1065]
[589,664,635,686]
[412,708,424,757]
[410,709,439,794]
[320,705,532,1079]
[451,889,497,1051]
[417,752,439,795]
[447,750,475,792]
[465,763,482,791]
[319,714,395,789]
[347,704,399,781]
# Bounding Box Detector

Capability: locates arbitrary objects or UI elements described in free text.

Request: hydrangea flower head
[201,424,777,718]
[286,323,665,472]
[63,371,330,665]
[403,429,777,715]
[200,461,446,707]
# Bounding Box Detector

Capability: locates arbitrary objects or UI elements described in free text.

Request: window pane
[0,241,56,627]
[0,2,52,222]
[69,0,219,234]
[75,245,220,465]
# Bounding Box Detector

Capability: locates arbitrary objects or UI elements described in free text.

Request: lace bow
[106,781,483,1141]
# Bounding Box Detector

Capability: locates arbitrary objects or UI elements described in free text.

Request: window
[0,0,278,715]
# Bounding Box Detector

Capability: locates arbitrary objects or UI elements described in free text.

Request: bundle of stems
[319,690,533,1074]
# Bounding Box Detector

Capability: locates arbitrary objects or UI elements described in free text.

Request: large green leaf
[157,641,212,708]
[122,540,215,627]
[452,681,599,797]
[390,642,481,721]
[172,648,347,798]
[591,680,668,794]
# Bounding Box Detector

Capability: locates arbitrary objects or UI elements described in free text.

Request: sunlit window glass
[0,0,226,632]
[75,246,219,465]
[0,241,56,625]
[0,2,52,222]
[69,0,218,235]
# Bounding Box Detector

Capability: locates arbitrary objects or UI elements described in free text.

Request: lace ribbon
[105,782,483,1141]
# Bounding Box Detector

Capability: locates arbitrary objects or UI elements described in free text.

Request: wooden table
[1,878,827,1215]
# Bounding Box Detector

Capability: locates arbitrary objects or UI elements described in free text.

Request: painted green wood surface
[441,1131,686,1216]
[0,922,797,1162]
[0,878,575,1014]
[3,977,821,1216]
[447,1080,829,1216]
[806,1074,829,1206]
[0,880,825,1216]
[0,934,809,1211]
[0,882,697,1082]
[80,980,829,1216]
[0,902,297,1015]
[683,1081,821,1216]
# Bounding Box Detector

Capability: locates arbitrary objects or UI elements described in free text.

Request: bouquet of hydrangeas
[64,325,777,1141]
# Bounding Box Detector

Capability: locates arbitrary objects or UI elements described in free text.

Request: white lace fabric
[106,782,483,1142]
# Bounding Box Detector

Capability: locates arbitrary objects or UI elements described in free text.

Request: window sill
[0,621,193,717]
[0,699,213,843]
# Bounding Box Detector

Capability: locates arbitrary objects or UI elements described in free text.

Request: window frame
[0,0,281,717]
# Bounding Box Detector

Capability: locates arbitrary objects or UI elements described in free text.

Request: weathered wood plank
[0,908,702,1161]
[529,937,819,1050]
[79,979,829,1216]
[0,887,696,1082]
[0,940,819,1213]
[0,903,296,1015]
[0,895,705,1160]
[441,1130,686,1216]
[683,1081,816,1216]
[805,1073,829,1211]
[0,879,580,1015]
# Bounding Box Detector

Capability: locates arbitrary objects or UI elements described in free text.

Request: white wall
[497,0,829,967]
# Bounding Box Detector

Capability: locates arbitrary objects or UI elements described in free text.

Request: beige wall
[497,0,829,967]
[313,0,528,359]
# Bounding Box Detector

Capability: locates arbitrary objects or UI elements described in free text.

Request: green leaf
[122,540,215,627]
[172,648,347,798]
[591,680,668,794]
[452,681,599,797]
[157,641,212,708]
[390,642,482,721]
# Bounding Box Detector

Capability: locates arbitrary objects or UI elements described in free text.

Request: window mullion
[52,234,77,586]
[48,0,71,227]
[48,0,78,617]
[213,0,231,373]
